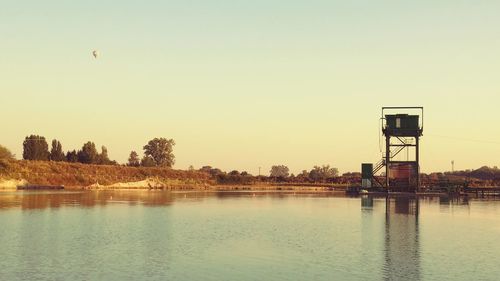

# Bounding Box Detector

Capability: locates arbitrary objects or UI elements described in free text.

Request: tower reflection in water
[371,197,421,281]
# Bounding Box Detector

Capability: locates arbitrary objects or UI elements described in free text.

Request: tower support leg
[416,137,420,192]
[385,136,390,189]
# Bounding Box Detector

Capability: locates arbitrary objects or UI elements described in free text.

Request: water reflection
[0,191,345,210]
[383,197,420,281]
[361,196,374,210]
[0,191,181,210]
[438,196,471,213]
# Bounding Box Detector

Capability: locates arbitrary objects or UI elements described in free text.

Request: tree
[200,166,212,173]
[140,155,156,167]
[49,139,65,161]
[66,150,78,162]
[77,141,98,164]
[309,168,322,182]
[128,151,140,167]
[143,138,175,167]
[0,145,14,161]
[270,165,289,179]
[229,170,240,176]
[0,145,14,170]
[317,165,338,179]
[97,146,111,165]
[23,135,49,160]
[294,170,310,182]
[199,166,224,177]
[309,165,339,182]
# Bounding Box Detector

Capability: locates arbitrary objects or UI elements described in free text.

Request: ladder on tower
[371,142,407,187]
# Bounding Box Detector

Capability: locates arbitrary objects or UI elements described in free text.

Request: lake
[0,191,499,281]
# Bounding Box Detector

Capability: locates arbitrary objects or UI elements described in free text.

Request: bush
[0,145,14,161]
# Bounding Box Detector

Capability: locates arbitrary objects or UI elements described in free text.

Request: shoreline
[2,186,499,198]
[1,184,345,191]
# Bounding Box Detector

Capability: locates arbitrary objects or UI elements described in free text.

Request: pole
[416,136,420,192]
[385,135,390,189]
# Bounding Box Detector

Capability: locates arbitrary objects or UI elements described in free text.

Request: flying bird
[92,50,99,59]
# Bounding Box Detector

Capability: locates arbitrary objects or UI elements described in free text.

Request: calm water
[0,191,499,281]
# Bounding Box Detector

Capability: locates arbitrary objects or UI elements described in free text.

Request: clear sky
[1,0,500,175]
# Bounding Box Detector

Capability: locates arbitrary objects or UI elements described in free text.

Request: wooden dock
[346,186,500,197]
[463,187,500,197]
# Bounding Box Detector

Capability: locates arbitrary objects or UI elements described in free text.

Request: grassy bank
[0,160,346,191]
[0,160,212,189]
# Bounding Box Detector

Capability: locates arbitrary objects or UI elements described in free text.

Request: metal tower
[372,107,423,192]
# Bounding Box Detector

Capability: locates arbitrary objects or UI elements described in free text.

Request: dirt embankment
[0,160,213,190]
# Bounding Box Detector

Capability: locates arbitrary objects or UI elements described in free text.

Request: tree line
[22,135,116,165]
[199,166,254,184]
[21,135,175,167]
[269,164,339,183]
[197,164,341,184]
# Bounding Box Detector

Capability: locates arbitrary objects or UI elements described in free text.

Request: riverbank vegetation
[2,137,500,189]
[0,160,211,188]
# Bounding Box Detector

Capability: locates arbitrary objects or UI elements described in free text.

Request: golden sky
[1,1,500,174]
